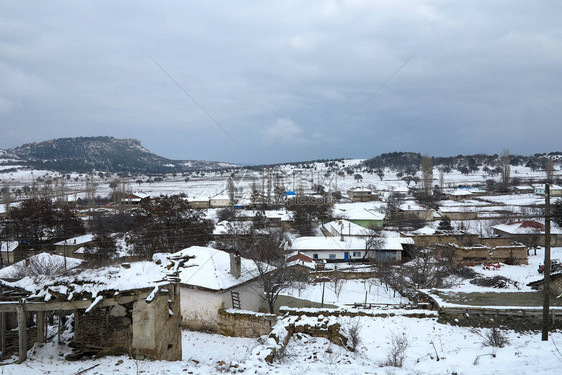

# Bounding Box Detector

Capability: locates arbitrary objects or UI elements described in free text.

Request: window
[352,251,361,257]
[313,254,319,259]
[329,254,337,260]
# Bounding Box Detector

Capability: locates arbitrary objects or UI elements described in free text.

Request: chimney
[230,251,241,279]
[25,258,30,267]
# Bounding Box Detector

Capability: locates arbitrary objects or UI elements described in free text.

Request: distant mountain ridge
[3,136,236,173]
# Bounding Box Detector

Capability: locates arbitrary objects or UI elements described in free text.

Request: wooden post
[0,312,6,360]
[57,310,62,344]
[16,303,27,363]
[36,311,44,344]
[542,183,551,341]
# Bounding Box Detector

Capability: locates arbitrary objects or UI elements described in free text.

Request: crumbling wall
[438,306,562,330]
[217,309,277,338]
[132,287,182,361]
[74,303,133,355]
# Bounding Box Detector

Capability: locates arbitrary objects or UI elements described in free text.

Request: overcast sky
[1,1,561,165]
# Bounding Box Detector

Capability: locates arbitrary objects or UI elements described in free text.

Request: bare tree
[421,155,433,198]
[1,182,11,214]
[9,255,69,279]
[219,226,294,313]
[439,166,445,191]
[500,149,511,191]
[226,176,236,204]
[383,331,410,367]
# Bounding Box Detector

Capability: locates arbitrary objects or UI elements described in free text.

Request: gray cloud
[1,1,561,165]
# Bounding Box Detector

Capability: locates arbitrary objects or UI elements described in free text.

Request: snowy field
[4,318,562,374]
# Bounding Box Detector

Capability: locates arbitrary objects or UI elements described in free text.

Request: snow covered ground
[4,317,562,374]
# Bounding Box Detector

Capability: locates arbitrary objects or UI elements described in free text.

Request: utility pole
[542,183,551,341]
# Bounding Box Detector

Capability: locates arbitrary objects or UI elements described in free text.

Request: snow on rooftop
[5,259,178,302]
[333,207,385,221]
[169,246,266,291]
[492,220,562,235]
[322,219,374,236]
[0,241,19,253]
[290,236,406,251]
[53,234,95,246]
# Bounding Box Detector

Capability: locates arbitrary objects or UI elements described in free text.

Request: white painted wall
[180,280,265,330]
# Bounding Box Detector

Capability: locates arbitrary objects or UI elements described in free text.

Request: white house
[53,234,95,259]
[210,194,232,208]
[167,246,267,331]
[534,184,562,197]
[288,236,412,263]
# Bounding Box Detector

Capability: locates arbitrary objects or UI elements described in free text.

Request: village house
[401,227,479,247]
[333,206,385,229]
[0,259,185,362]
[398,202,435,221]
[534,184,562,197]
[186,196,210,209]
[210,194,232,208]
[438,206,478,220]
[287,236,412,263]
[443,189,474,201]
[235,209,294,230]
[347,187,378,202]
[0,241,27,266]
[321,219,375,238]
[436,243,528,265]
[53,234,95,260]
[491,220,562,247]
[120,191,150,206]
[166,246,268,332]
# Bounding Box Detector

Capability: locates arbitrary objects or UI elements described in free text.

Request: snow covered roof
[213,220,254,235]
[169,246,266,291]
[210,194,231,201]
[448,190,473,196]
[347,187,372,193]
[491,220,562,235]
[238,209,293,221]
[412,226,436,235]
[0,241,19,253]
[322,219,374,236]
[399,202,427,211]
[286,252,316,270]
[4,259,179,303]
[0,252,84,279]
[290,236,406,251]
[333,207,385,221]
[53,234,95,246]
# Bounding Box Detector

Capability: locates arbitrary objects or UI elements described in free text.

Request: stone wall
[72,285,182,361]
[438,243,528,265]
[438,306,562,330]
[217,309,277,338]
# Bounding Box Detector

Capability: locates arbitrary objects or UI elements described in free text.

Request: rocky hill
[3,136,236,173]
